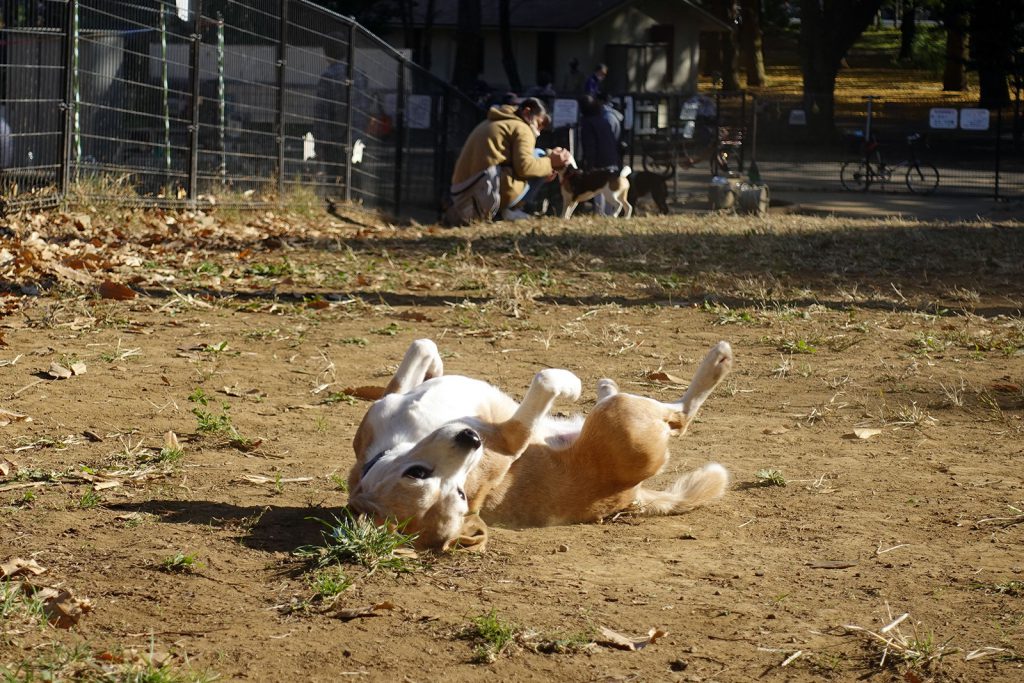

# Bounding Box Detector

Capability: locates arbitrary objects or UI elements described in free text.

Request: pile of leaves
[0,201,392,297]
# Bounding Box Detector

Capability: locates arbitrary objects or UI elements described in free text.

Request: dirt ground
[1,200,1023,682]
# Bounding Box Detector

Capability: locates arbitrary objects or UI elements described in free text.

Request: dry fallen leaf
[808,560,858,569]
[845,428,882,440]
[597,626,668,651]
[0,408,30,427]
[763,425,789,435]
[0,458,14,477]
[98,280,137,300]
[164,431,180,451]
[335,601,396,621]
[342,385,386,401]
[46,362,72,379]
[239,474,313,485]
[0,557,47,579]
[645,371,686,385]
[33,586,94,628]
[220,386,266,400]
[395,310,432,322]
[46,361,86,380]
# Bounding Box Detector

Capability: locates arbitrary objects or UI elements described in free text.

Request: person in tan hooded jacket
[447,97,571,223]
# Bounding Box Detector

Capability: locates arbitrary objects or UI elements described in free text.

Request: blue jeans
[510,148,550,208]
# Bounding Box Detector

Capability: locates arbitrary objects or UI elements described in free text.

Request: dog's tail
[619,165,632,178]
[634,463,729,515]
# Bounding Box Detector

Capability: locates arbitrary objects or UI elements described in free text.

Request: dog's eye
[457,488,466,501]
[403,465,432,480]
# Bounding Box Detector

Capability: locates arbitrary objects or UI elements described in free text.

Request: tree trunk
[739,0,767,87]
[941,7,967,92]
[797,0,885,132]
[898,1,916,62]
[702,32,722,76]
[711,0,741,90]
[452,0,483,93]
[499,0,522,93]
[971,0,1011,108]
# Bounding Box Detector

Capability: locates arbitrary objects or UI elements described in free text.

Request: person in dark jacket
[579,95,621,172]
[578,95,624,215]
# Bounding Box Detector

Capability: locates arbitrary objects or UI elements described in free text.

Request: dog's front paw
[534,369,582,402]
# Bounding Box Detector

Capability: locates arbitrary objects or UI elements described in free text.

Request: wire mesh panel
[71,0,195,200]
[0,0,67,207]
[0,0,484,214]
[194,0,282,196]
[748,94,1024,197]
[281,3,350,197]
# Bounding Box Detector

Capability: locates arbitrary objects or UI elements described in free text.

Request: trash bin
[708,176,737,210]
[737,183,769,216]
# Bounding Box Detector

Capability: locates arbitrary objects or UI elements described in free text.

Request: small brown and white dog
[346,339,733,551]
[558,157,633,219]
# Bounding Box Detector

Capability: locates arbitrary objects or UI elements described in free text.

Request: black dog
[627,171,670,215]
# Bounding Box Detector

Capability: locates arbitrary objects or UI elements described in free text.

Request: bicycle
[637,122,741,178]
[840,133,939,194]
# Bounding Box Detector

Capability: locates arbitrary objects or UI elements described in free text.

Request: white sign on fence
[929,107,958,130]
[788,109,807,126]
[551,99,579,128]
[960,108,990,131]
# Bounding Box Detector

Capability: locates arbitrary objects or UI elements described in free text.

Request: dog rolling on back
[347,339,733,551]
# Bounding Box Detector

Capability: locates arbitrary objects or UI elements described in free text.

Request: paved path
[661,175,1018,222]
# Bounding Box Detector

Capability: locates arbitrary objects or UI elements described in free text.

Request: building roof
[371,0,732,32]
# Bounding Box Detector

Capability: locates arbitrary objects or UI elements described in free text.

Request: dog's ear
[444,512,489,553]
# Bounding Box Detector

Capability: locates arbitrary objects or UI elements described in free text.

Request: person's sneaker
[501,207,530,221]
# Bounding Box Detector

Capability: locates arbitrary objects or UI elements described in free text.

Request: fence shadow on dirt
[108,217,1024,319]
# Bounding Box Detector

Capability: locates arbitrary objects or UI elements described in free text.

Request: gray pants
[442,166,501,227]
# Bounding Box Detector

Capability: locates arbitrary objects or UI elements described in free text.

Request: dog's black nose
[454,428,481,450]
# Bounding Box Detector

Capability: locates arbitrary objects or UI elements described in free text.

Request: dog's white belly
[364,376,518,456]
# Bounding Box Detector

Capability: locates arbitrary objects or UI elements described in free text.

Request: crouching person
[443,97,571,226]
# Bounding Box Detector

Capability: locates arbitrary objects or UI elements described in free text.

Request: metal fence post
[994,106,1002,200]
[59,0,77,199]
[276,0,288,199]
[188,0,204,202]
[434,92,446,206]
[393,61,405,215]
[344,21,355,202]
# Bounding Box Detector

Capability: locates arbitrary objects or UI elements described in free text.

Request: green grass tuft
[295,510,419,575]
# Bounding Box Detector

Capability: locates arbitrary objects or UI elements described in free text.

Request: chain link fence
[0,0,481,218]
[3,2,1021,216]
[621,90,1024,199]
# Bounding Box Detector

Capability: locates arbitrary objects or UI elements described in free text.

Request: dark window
[649,24,674,76]
[535,31,555,85]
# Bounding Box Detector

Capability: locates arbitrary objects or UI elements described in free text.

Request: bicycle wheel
[840,160,871,191]
[905,162,939,195]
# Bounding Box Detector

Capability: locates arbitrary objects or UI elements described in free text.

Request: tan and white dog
[347,339,732,550]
